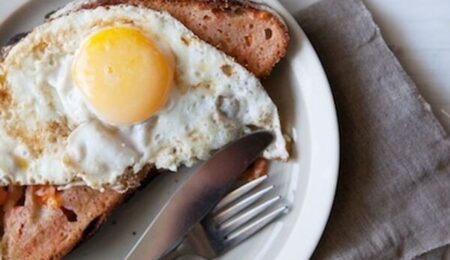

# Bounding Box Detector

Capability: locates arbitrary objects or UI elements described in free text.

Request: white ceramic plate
[0,1,339,259]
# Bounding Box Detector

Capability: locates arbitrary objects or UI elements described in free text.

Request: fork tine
[190,174,291,258]
[225,204,289,242]
[213,185,274,224]
[213,175,268,213]
[218,195,282,234]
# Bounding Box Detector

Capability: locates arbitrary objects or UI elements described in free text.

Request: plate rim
[261,1,339,259]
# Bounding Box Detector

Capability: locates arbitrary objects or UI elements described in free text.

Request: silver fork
[167,175,290,259]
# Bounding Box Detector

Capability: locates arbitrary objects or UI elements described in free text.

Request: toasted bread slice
[1,166,157,260]
[50,0,289,78]
[1,1,289,259]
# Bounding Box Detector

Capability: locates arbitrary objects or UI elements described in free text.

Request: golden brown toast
[1,166,157,260]
[1,1,289,259]
[50,0,289,77]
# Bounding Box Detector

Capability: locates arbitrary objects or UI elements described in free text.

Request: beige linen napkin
[295,0,450,259]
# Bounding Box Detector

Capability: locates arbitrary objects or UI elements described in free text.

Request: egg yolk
[72,27,173,125]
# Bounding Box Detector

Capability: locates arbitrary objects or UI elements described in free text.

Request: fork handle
[162,224,215,260]
[161,242,193,260]
[185,224,216,259]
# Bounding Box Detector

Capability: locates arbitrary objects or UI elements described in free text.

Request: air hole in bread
[203,14,211,21]
[264,28,273,40]
[249,24,254,29]
[18,223,25,236]
[244,35,253,47]
[61,207,78,222]
[14,187,26,207]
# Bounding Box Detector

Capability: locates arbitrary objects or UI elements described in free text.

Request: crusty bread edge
[48,0,289,78]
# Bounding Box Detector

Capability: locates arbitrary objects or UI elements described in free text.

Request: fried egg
[0,5,288,191]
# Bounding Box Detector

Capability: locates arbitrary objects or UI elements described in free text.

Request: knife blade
[126,131,274,260]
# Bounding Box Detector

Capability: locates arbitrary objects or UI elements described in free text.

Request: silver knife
[126,131,274,260]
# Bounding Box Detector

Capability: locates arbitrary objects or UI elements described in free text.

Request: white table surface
[280,0,450,258]
[281,0,450,133]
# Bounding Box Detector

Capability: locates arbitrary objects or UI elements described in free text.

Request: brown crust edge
[51,0,290,78]
[1,167,160,260]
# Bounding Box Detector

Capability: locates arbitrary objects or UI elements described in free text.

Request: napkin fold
[294,0,450,259]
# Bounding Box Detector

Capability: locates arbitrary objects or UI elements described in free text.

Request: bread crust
[52,0,290,78]
[1,166,158,260]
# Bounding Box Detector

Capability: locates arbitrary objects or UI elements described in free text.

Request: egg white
[0,5,288,191]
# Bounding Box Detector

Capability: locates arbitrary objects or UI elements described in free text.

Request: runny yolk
[72,27,173,125]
